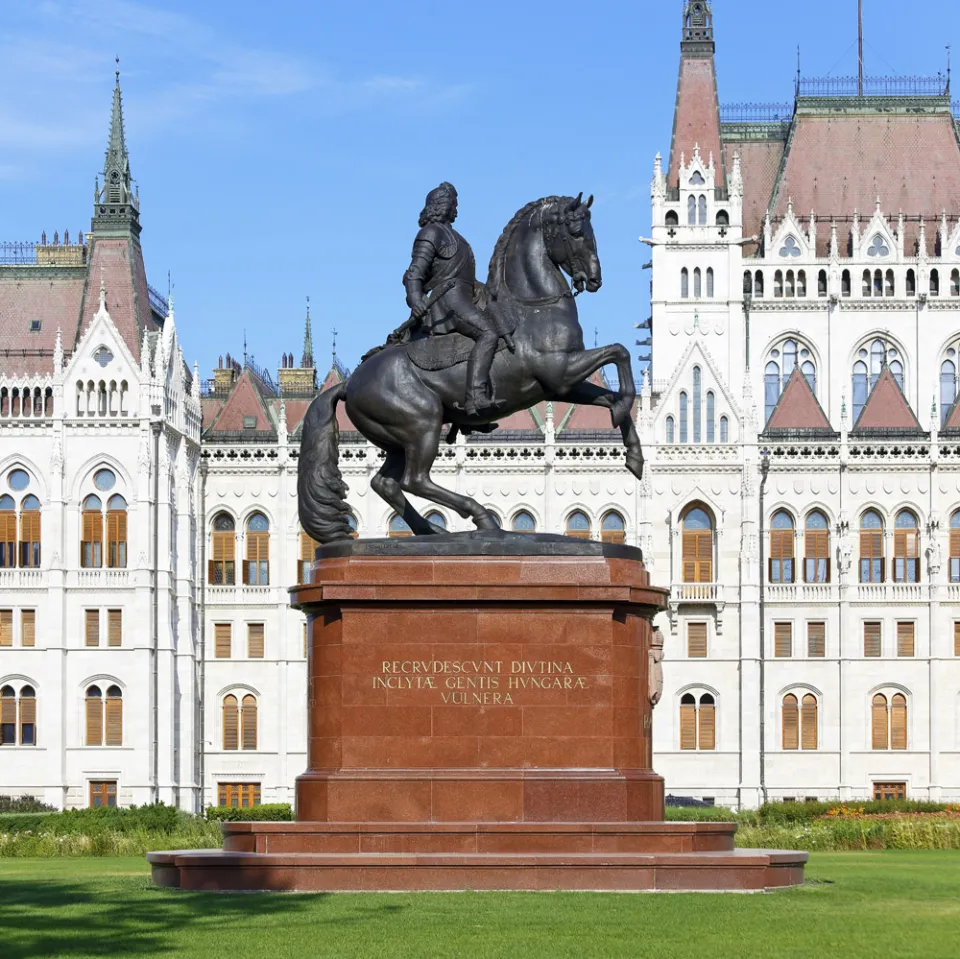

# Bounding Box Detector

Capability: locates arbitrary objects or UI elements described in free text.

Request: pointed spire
[53,328,63,373]
[98,279,107,314]
[830,218,839,259]
[682,0,714,45]
[919,217,928,258]
[192,361,201,402]
[301,296,314,368]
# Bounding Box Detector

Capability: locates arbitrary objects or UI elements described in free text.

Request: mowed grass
[1,852,958,959]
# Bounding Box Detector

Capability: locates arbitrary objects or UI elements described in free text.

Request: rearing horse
[299,194,643,542]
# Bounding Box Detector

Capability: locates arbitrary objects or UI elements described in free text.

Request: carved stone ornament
[648,628,665,708]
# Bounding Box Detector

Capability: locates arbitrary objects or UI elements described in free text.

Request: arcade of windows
[0,469,41,569]
[209,512,271,585]
[680,266,715,299]
[852,340,904,423]
[665,366,730,444]
[764,338,817,424]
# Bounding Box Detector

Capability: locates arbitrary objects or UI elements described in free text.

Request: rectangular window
[873,781,906,801]
[244,531,269,586]
[303,621,308,658]
[682,531,712,583]
[0,610,12,647]
[21,610,35,647]
[247,623,264,659]
[897,621,915,658]
[894,529,919,583]
[807,622,825,658]
[769,531,794,584]
[85,609,99,647]
[951,530,960,582]
[210,532,236,585]
[687,622,707,658]
[859,530,884,583]
[108,610,122,648]
[955,622,960,657]
[863,621,881,657]
[19,693,36,745]
[0,511,16,568]
[82,511,103,569]
[214,623,231,659]
[107,510,127,569]
[89,781,117,808]
[804,530,829,583]
[299,532,318,585]
[217,782,261,808]
[0,691,15,744]
[774,622,792,658]
[19,509,40,568]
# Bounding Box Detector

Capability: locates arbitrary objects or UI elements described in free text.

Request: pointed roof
[668,1,723,188]
[940,392,960,431]
[302,301,314,368]
[764,367,834,433]
[852,366,923,432]
[205,368,277,435]
[92,65,140,238]
[105,65,129,183]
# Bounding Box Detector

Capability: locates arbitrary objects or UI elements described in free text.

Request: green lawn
[1,853,958,958]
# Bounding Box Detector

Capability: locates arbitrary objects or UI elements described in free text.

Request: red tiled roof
[722,137,785,245]
[201,396,224,429]
[206,369,276,433]
[279,398,313,435]
[668,53,724,187]
[0,271,85,375]
[771,111,960,227]
[765,367,832,430]
[941,393,960,430]
[852,366,922,431]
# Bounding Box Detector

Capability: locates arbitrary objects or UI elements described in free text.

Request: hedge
[206,803,293,822]
[0,795,56,814]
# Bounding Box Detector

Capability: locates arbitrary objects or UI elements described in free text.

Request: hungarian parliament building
[3,1,960,810]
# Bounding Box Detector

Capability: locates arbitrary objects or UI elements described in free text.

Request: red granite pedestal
[150,541,807,891]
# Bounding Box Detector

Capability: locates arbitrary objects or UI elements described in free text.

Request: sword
[387,279,460,344]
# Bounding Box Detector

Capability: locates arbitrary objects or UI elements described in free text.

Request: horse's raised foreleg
[551,382,644,481]
[399,430,500,531]
[536,344,636,428]
[370,448,443,535]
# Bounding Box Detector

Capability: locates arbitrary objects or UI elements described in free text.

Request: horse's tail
[297,380,353,544]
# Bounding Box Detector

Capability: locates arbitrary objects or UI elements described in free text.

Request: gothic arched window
[681,506,713,583]
[679,391,688,443]
[804,511,830,583]
[210,513,236,584]
[681,268,689,299]
[687,196,696,225]
[245,513,270,586]
[698,194,707,225]
[893,510,920,583]
[769,510,795,584]
[764,338,816,423]
[692,366,702,443]
[859,510,885,583]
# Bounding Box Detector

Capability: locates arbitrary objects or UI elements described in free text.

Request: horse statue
[299,193,643,542]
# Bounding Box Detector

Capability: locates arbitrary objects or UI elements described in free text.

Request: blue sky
[2,0,956,378]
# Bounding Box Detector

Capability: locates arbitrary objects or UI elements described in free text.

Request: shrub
[206,803,293,822]
[735,818,960,851]
[0,813,57,834]
[756,799,955,825]
[0,795,57,813]
[0,803,189,837]
[664,805,739,822]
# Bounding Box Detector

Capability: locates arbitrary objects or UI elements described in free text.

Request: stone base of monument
[149,537,807,892]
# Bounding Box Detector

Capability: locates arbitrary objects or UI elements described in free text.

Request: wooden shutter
[859,530,883,582]
[0,694,15,743]
[782,694,799,749]
[682,531,713,583]
[241,695,257,750]
[955,622,960,657]
[891,694,907,750]
[214,624,231,659]
[82,510,103,568]
[951,531,960,579]
[0,610,12,647]
[18,692,36,745]
[20,610,35,647]
[769,530,794,582]
[211,531,235,584]
[863,621,881,657]
[105,693,122,746]
[698,700,716,750]
[896,622,915,657]
[107,510,127,568]
[774,622,792,658]
[303,621,308,658]
[247,531,269,584]
[108,610,122,648]
[299,532,318,584]
[807,621,825,657]
[679,700,697,750]
[894,530,919,582]
[0,510,16,566]
[871,694,888,750]
[687,622,707,658]
[223,695,239,750]
[19,508,40,567]
[804,530,829,582]
[801,694,818,750]
[85,609,99,647]
[247,623,264,659]
[85,693,103,746]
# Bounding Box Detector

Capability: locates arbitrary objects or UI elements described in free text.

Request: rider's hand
[410,297,428,320]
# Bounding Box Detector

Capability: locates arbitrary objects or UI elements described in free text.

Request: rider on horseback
[400,182,510,418]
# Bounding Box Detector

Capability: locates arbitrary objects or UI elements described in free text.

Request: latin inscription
[372,661,588,705]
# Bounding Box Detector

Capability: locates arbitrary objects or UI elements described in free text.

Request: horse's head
[542,193,602,294]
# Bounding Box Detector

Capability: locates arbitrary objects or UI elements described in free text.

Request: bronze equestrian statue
[299,189,643,543]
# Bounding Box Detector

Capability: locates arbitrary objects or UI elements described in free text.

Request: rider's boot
[464,333,500,417]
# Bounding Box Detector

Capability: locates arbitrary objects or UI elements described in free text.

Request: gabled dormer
[854,201,898,263]
[767,198,813,261]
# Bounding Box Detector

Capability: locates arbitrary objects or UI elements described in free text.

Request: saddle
[405,330,510,372]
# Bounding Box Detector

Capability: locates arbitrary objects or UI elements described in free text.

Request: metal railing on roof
[147,284,169,320]
[798,75,949,98]
[0,240,88,266]
[720,102,794,123]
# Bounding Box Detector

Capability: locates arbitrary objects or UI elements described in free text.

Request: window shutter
[805,530,829,582]
[215,624,231,659]
[241,560,250,585]
[18,692,36,744]
[807,621,825,657]
[863,621,881,657]
[247,531,269,584]
[687,622,707,658]
[299,532,318,584]
[860,530,883,582]
[951,531,960,568]
[20,610,35,647]
[19,509,40,568]
[871,694,888,749]
[0,610,12,647]
[681,531,697,582]
[108,610,122,648]
[303,621,308,658]
[801,694,818,750]
[247,623,264,659]
[82,511,103,568]
[223,695,239,750]
[241,694,257,750]
[896,622,915,657]
[0,511,16,564]
[782,694,799,749]
[698,701,716,750]
[679,701,697,750]
[0,694,15,743]
[955,622,960,657]
[85,609,100,647]
[105,694,122,746]
[891,694,907,750]
[774,622,792,658]
[86,694,103,746]
[107,510,127,569]
[696,531,712,582]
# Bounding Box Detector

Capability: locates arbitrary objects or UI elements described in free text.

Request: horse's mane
[486,196,569,299]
